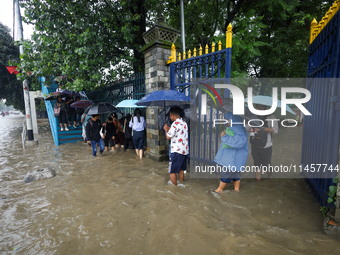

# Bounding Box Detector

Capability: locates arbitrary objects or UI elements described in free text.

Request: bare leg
[135,149,139,155]
[64,123,68,129]
[256,169,262,180]
[170,173,177,185]
[139,149,143,159]
[214,181,227,193]
[105,146,109,152]
[233,180,241,191]
[59,123,63,128]
[178,170,184,181]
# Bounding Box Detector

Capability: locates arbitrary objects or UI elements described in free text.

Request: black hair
[125,113,132,122]
[170,107,181,117]
[111,112,117,118]
[75,96,80,100]
[134,108,141,122]
[91,114,100,118]
[108,116,113,121]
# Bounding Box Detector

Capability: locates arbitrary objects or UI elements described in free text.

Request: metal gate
[86,72,145,114]
[302,2,340,206]
[169,25,233,166]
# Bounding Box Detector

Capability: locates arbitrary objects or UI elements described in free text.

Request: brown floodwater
[0,115,339,255]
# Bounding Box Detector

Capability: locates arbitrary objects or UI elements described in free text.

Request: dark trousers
[251,145,273,170]
[115,131,124,146]
[104,132,115,147]
[124,137,134,150]
[133,130,145,150]
[58,110,67,124]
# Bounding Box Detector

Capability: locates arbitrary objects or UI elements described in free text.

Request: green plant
[327,177,338,205]
[320,206,329,218]
[320,177,338,218]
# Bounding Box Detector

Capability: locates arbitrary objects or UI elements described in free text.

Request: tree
[18,0,334,93]
[19,0,149,91]
[0,22,25,111]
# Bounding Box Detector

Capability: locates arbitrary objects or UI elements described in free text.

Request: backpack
[250,116,270,148]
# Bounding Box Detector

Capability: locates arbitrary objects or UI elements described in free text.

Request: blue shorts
[220,165,241,183]
[168,153,187,174]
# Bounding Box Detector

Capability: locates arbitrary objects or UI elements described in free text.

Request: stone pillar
[142,16,179,161]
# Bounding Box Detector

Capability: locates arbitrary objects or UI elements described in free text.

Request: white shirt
[263,114,279,148]
[167,118,189,155]
[129,116,146,131]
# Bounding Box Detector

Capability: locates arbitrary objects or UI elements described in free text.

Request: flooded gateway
[1,115,339,255]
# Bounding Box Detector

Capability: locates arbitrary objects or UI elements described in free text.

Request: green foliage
[19,0,148,91]
[320,206,329,218]
[319,178,338,218]
[17,0,336,93]
[0,22,25,111]
[327,177,338,205]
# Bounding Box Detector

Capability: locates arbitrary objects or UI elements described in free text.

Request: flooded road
[0,115,339,254]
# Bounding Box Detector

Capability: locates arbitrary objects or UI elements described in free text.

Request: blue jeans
[132,130,145,150]
[91,139,105,156]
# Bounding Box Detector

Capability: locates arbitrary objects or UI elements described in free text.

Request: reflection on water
[0,116,339,254]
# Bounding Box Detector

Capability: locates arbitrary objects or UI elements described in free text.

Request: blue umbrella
[244,95,296,119]
[135,90,192,107]
[116,99,146,108]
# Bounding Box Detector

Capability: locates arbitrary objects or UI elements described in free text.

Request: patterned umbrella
[135,90,192,107]
[70,100,94,108]
[53,89,85,97]
[244,95,296,119]
[207,97,259,121]
[84,102,120,115]
[44,95,58,101]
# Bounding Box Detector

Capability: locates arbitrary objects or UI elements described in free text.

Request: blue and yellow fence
[302,0,340,206]
[169,24,233,167]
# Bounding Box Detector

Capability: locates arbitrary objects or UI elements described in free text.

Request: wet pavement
[0,115,339,254]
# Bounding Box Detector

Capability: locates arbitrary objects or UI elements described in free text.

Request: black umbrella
[158,105,198,132]
[84,102,120,115]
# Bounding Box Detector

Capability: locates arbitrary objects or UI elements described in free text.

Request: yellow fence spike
[178,52,181,61]
[194,47,197,57]
[226,23,233,48]
[171,43,176,62]
[316,23,321,38]
[310,18,318,44]
[183,51,186,60]
[327,7,332,21]
[199,46,202,56]
[212,42,215,52]
[205,44,209,54]
[324,15,329,28]
[218,40,222,51]
[167,56,172,65]
[336,0,340,12]
[331,2,337,15]
[188,49,191,59]
[320,18,325,30]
